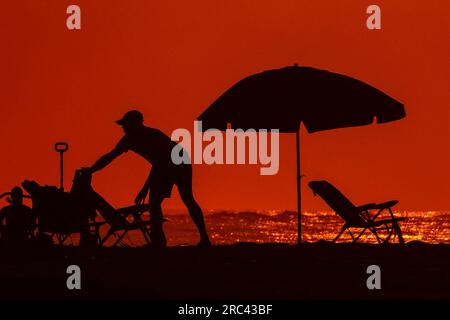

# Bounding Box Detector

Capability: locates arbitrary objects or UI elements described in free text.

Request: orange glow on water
[169,210,450,245]
[39,210,450,246]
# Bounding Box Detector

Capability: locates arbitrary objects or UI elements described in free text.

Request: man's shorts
[148,163,192,199]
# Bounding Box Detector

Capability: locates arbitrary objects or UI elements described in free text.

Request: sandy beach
[0,242,449,300]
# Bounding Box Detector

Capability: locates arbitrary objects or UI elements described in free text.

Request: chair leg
[90,219,102,245]
[57,234,66,245]
[62,234,70,244]
[134,215,152,245]
[368,227,382,244]
[383,225,394,243]
[100,228,115,246]
[112,230,127,247]
[95,226,102,244]
[397,230,405,244]
[333,226,347,243]
[388,208,405,244]
[391,223,404,244]
[353,228,368,243]
[140,227,152,245]
[348,229,355,241]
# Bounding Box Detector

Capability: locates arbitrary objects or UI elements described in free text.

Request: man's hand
[135,188,148,204]
[81,167,93,174]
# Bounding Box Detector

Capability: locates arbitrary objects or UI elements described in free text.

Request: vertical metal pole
[60,151,64,191]
[54,142,69,191]
[296,128,301,244]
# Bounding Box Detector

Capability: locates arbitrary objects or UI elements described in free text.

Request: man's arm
[90,138,128,173]
[90,149,122,173]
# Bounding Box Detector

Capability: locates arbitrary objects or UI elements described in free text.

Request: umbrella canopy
[199,65,405,132]
[197,65,405,244]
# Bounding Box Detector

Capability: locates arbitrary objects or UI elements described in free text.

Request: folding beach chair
[99,207,151,247]
[308,180,405,244]
[92,199,156,247]
[69,169,161,247]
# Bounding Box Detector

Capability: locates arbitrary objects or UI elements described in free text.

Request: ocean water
[94,210,450,247]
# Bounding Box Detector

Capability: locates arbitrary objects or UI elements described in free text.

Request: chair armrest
[356,203,377,211]
[357,200,398,211]
[374,200,399,209]
[367,200,399,222]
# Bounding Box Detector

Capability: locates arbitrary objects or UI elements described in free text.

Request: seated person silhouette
[0,187,35,245]
[88,110,211,247]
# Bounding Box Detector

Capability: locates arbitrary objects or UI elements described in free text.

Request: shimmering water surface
[92,210,450,246]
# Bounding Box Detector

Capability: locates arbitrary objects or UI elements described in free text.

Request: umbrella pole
[296,128,301,245]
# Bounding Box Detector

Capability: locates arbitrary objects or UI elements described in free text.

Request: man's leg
[177,177,210,245]
[148,193,167,247]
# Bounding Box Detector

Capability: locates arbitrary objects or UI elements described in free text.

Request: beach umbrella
[197,65,405,244]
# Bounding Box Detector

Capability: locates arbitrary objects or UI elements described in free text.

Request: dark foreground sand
[0,242,449,300]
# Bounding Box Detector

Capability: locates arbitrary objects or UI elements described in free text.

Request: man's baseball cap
[115,110,144,126]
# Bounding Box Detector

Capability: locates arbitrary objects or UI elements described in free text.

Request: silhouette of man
[0,187,35,245]
[88,110,210,247]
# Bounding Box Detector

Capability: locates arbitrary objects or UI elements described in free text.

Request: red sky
[1,0,449,212]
